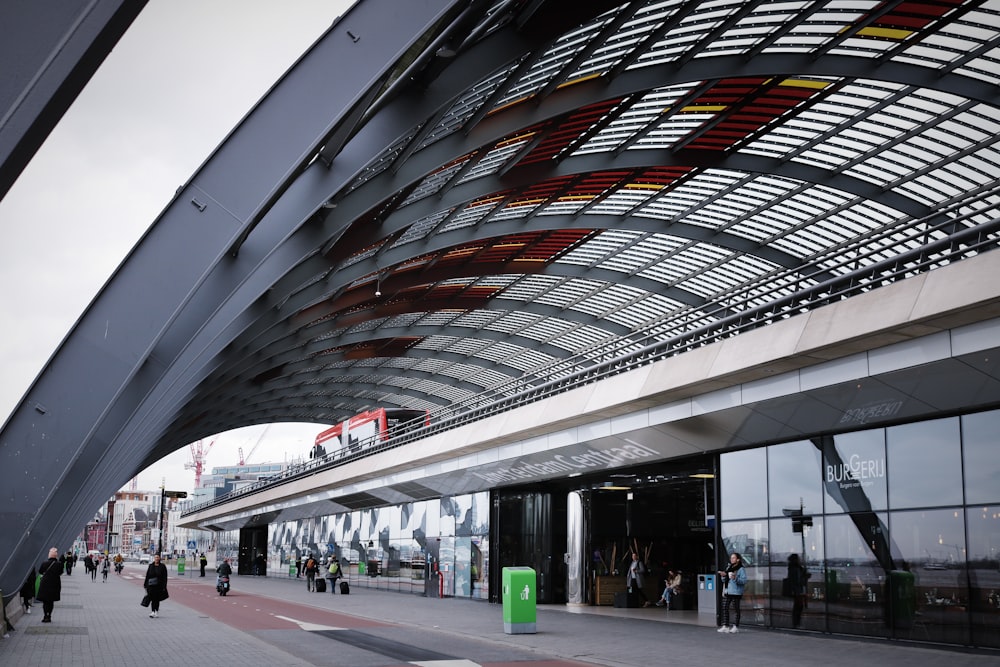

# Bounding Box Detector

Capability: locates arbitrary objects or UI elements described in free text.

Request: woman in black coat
[36,547,62,623]
[19,566,37,614]
[143,553,169,618]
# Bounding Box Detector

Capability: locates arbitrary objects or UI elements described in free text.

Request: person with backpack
[326,558,342,594]
[304,554,318,592]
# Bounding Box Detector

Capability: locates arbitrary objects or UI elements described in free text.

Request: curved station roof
[2,0,999,591]
[188,0,1000,436]
[192,0,1000,438]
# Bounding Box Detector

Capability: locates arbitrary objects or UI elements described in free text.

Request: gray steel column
[0,0,462,597]
[566,490,585,604]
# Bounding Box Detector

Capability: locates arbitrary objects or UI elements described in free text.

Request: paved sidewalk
[2,566,997,667]
[2,568,306,667]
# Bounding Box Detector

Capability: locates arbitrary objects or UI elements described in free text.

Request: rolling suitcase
[613,590,640,608]
[340,580,350,594]
[315,577,326,592]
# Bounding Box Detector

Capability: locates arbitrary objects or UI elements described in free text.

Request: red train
[313,408,429,457]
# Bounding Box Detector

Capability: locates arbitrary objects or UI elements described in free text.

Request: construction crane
[184,438,215,489]
[238,424,270,465]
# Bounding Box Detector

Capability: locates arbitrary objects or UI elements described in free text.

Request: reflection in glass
[472,536,488,600]
[454,537,472,596]
[823,513,890,637]
[889,509,969,645]
[439,536,456,596]
[966,506,1000,648]
[721,520,769,626]
[767,440,822,518]
[261,493,487,599]
[721,449,767,520]
[769,516,824,630]
[425,498,441,537]
[886,418,962,508]
[962,410,1000,505]
[822,430,887,513]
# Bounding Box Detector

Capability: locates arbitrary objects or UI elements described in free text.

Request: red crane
[184,439,215,489]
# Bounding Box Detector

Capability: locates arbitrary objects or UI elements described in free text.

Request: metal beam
[0,0,148,200]
[0,0,464,596]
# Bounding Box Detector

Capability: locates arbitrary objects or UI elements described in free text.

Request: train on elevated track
[312,407,429,458]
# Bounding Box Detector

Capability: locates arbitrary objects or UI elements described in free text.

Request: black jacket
[144,562,169,602]
[36,557,62,602]
[20,567,37,600]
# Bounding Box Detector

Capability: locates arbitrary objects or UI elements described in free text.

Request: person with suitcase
[326,559,342,594]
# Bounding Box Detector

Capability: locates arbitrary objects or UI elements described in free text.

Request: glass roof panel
[557,228,644,267]
[458,138,531,183]
[439,199,501,233]
[493,18,610,109]
[608,293,687,330]
[392,209,453,247]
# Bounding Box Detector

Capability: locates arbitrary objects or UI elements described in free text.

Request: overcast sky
[0,0,353,494]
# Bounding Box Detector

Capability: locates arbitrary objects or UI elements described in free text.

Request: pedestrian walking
[295,554,302,578]
[19,566,36,615]
[625,551,649,606]
[101,555,110,582]
[143,553,169,618]
[326,558,342,594]
[718,552,748,634]
[36,547,62,623]
[304,554,318,591]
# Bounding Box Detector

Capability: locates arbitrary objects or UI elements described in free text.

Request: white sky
[0,0,353,494]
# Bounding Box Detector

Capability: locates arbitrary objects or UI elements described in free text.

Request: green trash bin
[289,562,296,577]
[177,557,185,576]
[889,570,915,628]
[825,569,838,602]
[502,567,536,634]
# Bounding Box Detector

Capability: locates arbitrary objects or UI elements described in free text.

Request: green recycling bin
[177,557,185,576]
[289,562,296,577]
[502,567,536,634]
[889,570,915,628]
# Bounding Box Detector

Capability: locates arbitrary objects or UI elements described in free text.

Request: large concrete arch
[0,0,466,595]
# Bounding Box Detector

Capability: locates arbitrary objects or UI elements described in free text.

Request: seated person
[653,569,682,607]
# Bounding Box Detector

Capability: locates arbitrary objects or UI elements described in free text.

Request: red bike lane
[123,575,390,632]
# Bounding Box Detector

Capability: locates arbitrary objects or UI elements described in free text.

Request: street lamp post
[158,489,188,556]
[105,501,113,556]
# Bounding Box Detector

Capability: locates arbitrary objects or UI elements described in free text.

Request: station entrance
[238,525,268,576]
[491,454,717,607]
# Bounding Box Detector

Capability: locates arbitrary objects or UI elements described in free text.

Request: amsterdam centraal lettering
[473,442,659,485]
[826,453,885,490]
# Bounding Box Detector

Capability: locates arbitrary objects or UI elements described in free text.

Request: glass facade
[720,408,1000,648]
[217,491,490,600]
